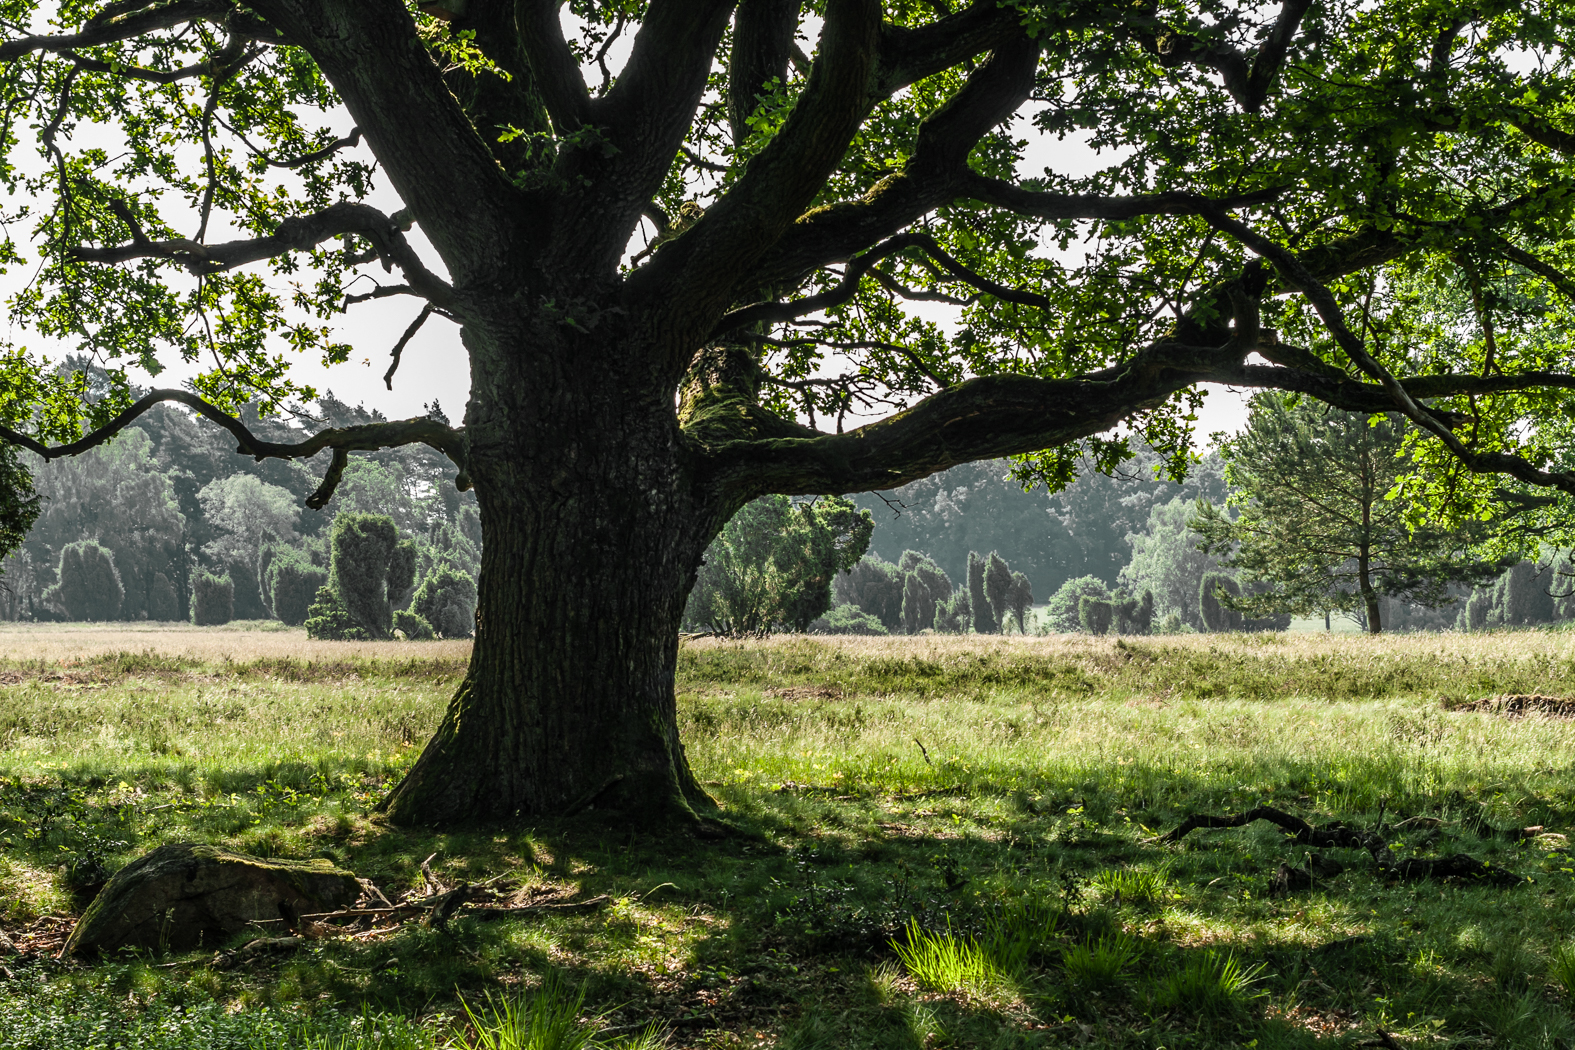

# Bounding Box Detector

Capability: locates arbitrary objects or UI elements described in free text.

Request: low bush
[393,608,436,641]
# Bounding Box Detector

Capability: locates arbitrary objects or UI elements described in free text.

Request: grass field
[3,625,1575,1048]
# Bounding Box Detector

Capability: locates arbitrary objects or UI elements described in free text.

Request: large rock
[65,843,359,955]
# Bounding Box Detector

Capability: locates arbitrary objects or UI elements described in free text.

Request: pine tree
[1194,395,1506,634]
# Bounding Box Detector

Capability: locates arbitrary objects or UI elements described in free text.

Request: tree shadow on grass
[4,765,1573,1048]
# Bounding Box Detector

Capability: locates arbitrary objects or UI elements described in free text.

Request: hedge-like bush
[303,584,364,640]
[328,514,399,638]
[192,572,234,626]
[265,547,328,627]
[45,540,123,621]
[411,564,477,639]
[393,608,436,640]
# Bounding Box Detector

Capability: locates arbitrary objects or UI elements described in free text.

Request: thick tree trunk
[379,313,727,826]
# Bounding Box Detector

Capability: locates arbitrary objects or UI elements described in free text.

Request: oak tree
[0,0,1573,824]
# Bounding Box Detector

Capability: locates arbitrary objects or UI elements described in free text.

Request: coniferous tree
[1114,590,1154,635]
[191,572,234,627]
[1006,572,1034,634]
[984,552,1014,630]
[1046,576,1112,633]
[45,541,123,621]
[968,552,997,634]
[411,567,478,639]
[264,547,329,627]
[327,514,401,639]
[1194,395,1507,634]
[1080,596,1115,635]
[833,556,905,630]
[683,495,873,635]
[1199,574,1244,633]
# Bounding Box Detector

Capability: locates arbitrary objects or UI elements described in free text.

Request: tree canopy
[1193,394,1508,632]
[0,0,1574,824]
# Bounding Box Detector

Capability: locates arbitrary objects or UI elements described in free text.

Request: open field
[2,627,1575,1047]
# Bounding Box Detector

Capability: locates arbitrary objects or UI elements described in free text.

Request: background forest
[4,375,1571,637]
[0,364,482,639]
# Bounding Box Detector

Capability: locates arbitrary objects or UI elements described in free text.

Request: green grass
[4,629,1575,1047]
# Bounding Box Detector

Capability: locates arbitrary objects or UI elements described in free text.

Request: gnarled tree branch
[72,200,454,305]
[0,388,466,510]
[1199,206,1575,497]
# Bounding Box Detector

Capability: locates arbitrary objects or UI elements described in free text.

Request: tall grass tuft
[891,918,1002,993]
[1061,932,1140,989]
[1093,865,1169,905]
[1548,943,1575,997]
[461,977,616,1050]
[1151,949,1266,1015]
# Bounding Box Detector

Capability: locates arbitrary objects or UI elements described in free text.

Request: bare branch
[72,200,454,305]
[0,388,467,509]
[385,304,435,390]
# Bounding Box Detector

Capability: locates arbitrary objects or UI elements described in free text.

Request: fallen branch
[470,894,613,921]
[1161,806,1529,887]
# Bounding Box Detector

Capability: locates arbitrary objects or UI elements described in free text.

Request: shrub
[304,584,366,640]
[147,571,180,621]
[329,514,401,638]
[191,571,233,626]
[1004,570,1033,633]
[411,564,478,639]
[44,540,123,621]
[265,547,329,627]
[807,604,888,635]
[1115,590,1155,635]
[1080,596,1114,635]
[896,551,952,635]
[834,556,904,629]
[393,608,436,640]
[1046,576,1111,632]
[969,552,997,634]
[933,591,971,633]
[388,538,419,607]
[1199,573,1243,632]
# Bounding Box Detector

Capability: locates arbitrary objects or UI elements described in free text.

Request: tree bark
[1358,553,1382,634]
[378,314,728,826]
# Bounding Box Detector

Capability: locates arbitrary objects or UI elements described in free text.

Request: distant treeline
[842,449,1573,634]
[0,385,479,636]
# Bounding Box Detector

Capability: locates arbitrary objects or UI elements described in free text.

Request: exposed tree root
[1161,806,1528,888]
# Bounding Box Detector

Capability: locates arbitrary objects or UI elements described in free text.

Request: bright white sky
[14,13,1252,444]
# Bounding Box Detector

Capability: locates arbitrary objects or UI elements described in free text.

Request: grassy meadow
[2,624,1575,1047]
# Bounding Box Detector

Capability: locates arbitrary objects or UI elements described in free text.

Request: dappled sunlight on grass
[2,628,1575,1045]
